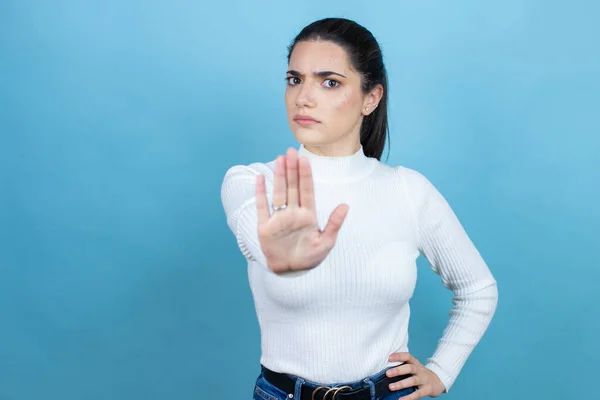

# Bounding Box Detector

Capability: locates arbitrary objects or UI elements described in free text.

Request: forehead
[288,40,352,74]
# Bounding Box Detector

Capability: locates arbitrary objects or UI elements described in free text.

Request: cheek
[332,89,361,111]
[284,90,295,114]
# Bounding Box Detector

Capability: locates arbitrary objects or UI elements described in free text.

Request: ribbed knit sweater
[220,144,498,391]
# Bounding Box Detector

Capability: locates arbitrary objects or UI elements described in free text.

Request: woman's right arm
[220,163,270,266]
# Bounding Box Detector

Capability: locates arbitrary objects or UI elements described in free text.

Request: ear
[361,84,384,116]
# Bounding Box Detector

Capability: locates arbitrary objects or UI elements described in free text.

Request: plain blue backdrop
[1,1,598,399]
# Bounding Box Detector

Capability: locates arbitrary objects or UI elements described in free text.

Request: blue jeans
[253,365,417,400]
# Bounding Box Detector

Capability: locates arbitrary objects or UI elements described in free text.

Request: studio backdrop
[1,1,598,399]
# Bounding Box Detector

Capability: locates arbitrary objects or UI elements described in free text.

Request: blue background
[1,1,598,399]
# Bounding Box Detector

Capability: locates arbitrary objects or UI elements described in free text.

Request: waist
[260,327,410,383]
[258,364,415,400]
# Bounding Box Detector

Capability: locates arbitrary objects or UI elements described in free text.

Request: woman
[221,17,498,400]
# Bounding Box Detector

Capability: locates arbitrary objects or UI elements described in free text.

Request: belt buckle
[312,385,353,400]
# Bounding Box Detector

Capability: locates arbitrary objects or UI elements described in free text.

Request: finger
[286,148,299,208]
[389,352,418,364]
[320,204,349,247]
[398,388,424,400]
[298,156,315,211]
[389,375,419,392]
[272,155,287,208]
[255,174,270,224]
[386,363,416,378]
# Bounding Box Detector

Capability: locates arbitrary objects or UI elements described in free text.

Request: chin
[291,129,328,146]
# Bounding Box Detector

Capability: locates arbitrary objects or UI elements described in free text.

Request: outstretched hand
[255,147,349,273]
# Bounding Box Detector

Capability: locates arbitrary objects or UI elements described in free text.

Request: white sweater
[220,144,498,391]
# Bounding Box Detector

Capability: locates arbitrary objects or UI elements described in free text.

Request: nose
[295,81,316,108]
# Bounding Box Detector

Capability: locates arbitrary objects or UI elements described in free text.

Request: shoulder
[390,164,437,194]
[364,160,439,198]
[385,164,448,217]
[220,159,277,214]
[222,159,276,184]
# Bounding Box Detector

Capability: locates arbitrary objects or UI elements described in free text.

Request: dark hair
[287,17,390,161]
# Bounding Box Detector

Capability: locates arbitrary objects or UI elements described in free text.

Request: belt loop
[363,378,375,400]
[294,377,305,399]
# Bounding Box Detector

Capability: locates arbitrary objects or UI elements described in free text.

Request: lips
[293,115,320,125]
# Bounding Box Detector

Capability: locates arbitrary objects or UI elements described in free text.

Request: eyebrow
[286,70,347,79]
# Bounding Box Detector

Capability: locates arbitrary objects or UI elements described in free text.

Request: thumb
[320,204,349,248]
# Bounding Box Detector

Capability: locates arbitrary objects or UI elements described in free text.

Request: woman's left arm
[390,168,499,397]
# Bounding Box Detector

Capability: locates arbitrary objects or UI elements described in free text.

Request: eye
[286,77,301,86]
[323,79,340,89]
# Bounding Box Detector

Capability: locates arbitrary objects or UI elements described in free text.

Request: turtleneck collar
[297,143,375,183]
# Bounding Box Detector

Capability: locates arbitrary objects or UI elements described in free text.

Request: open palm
[255,148,349,273]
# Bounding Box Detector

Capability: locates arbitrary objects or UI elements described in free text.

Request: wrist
[426,367,447,394]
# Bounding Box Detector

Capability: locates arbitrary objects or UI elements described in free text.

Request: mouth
[293,115,320,126]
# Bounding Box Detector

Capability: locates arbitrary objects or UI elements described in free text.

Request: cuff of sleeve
[425,359,454,393]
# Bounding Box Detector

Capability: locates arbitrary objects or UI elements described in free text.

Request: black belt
[261,365,412,400]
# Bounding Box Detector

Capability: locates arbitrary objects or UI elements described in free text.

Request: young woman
[221,17,498,400]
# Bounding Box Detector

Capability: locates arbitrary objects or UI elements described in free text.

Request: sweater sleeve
[220,164,271,267]
[403,168,498,392]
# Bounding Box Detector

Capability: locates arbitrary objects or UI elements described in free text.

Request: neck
[297,142,375,183]
[303,142,362,157]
